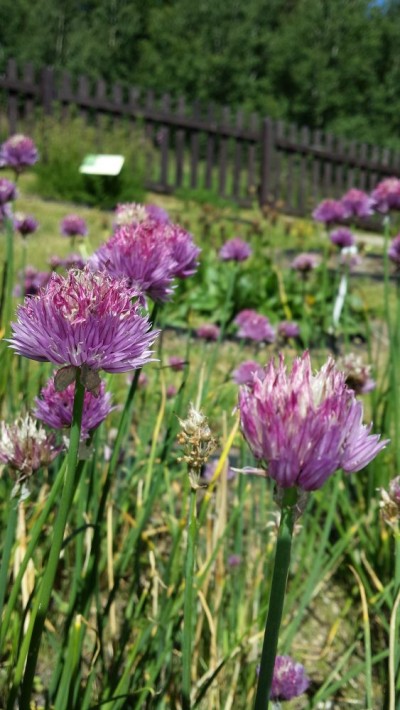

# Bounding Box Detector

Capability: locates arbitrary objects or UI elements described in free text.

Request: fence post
[41,66,55,116]
[259,117,274,206]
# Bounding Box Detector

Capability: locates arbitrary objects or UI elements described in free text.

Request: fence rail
[1,58,400,215]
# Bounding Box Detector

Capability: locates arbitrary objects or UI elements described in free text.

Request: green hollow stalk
[0,459,66,652]
[182,486,198,710]
[254,487,298,710]
[11,375,85,709]
[0,497,19,626]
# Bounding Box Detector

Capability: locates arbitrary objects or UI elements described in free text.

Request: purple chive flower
[0,178,17,204]
[219,237,252,262]
[238,352,388,492]
[0,134,38,172]
[165,224,200,279]
[48,255,63,269]
[337,353,376,395]
[14,214,38,238]
[196,324,221,341]
[234,310,276,343]
[60,215,88,238]
[227,554,242,567]
[0,415,62,484]
[90,223,177,302]
[91,221,199,301]
[62,253,87,270]
[17,267,51,298]
[34,374,114,439]
[278,321,300,340]
[169,355,186,371]
[329,227,355,249]
[340,188,375,219]
[388,235,400,268]
[312,199,346,225]
[9,268,158,374]
[232,360,264,387]
[0,203,13,228]
[166,384,177,399]
[270,655,310,701]
[371,178,400,213]
[290,253,320,273]
[146,203,170,225]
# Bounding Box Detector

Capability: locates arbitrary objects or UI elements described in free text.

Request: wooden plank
[204,104,216,189]
[273,120,285,203]
[311,129,322,203]
[144,90,155,184]
[218,107,230,197]
[95,79,107,149]
[247,112,258,199]
[323,132,334,195]
[259,117,274,205]
[7,59,19,133]
[22,63,35,129]
[190,100,201,189]
[77,75,90,122]
[60,71,73,122]
[335,137,346,197]
[358,143,368,191]
[298,125,310,213]
[160,93,171,188]
[175,96,186,188]
[286,123,297,210]
[369,145,381,190]
[232,110,244,199]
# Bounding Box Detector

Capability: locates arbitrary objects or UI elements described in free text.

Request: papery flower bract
[9,268,158,374]
[270,655,310,701]
[389,476,400,506]
[34,374,114,439]
[337,353,376,395]
[340,188,374,219]
[238,352,388,491]
[371,178,400,213]
[234,309,275,343]
[14,214,38,237]
[290,253,319,273]
[114,202,149,227]
[0,178,17,205]
[196,324,220,341]
[0,414,61,483]
[312,199,346,225]
[329,227,355,249]
[178,404,217,489]
[60,214,88,238]
[0,134,38,172]
[388,234,400,268]
[232,360,264,387]
[278,321,300,340]
[219,237,252,262]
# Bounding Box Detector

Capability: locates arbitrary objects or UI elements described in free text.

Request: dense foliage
[2,0,400,146]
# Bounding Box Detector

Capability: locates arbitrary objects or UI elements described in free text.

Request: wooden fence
[1,58,400,215]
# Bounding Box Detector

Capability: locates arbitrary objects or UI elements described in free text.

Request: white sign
[79,154,125,176]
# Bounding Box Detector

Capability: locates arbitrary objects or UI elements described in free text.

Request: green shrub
[29,108,149,208]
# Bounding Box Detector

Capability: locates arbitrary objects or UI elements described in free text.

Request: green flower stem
[0,497,19,626]
[14,375,85,709]
[0,459,66,652]
[254,487,298,710]
[182,485,198,710]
